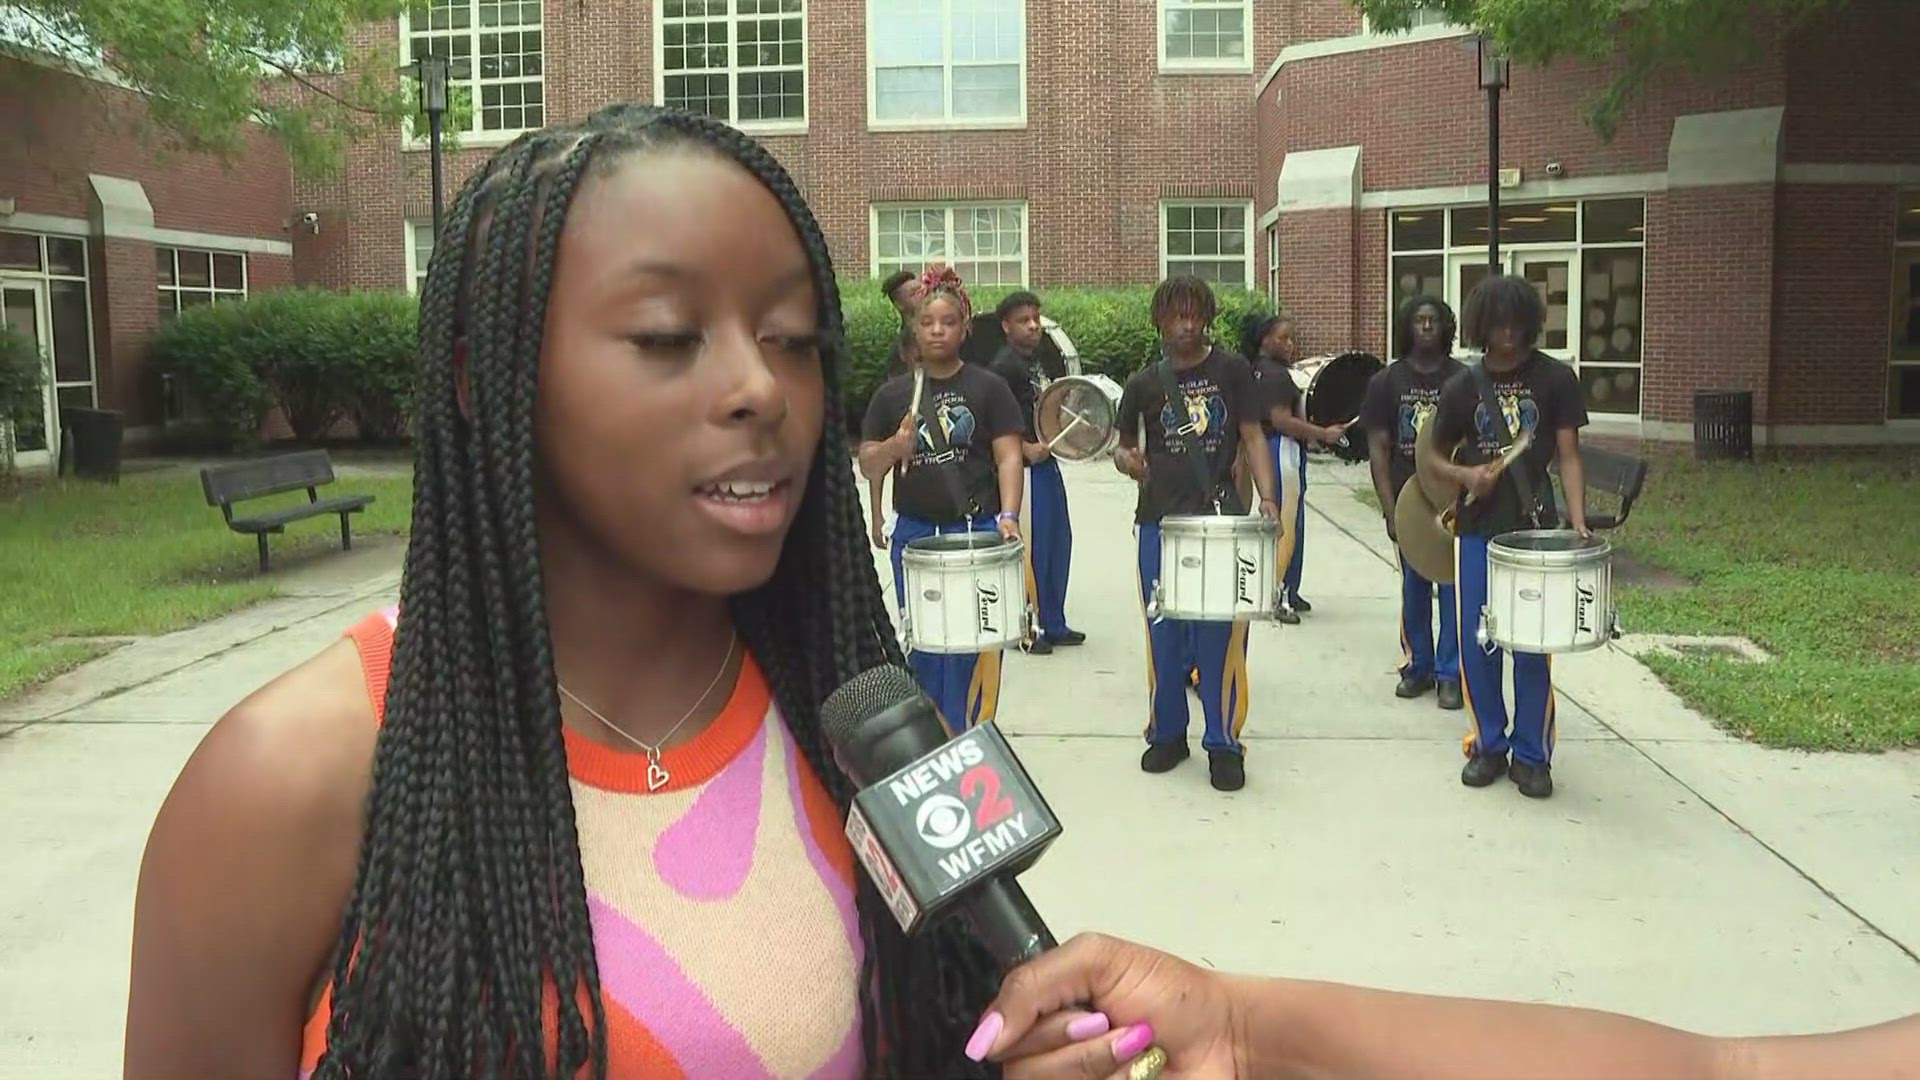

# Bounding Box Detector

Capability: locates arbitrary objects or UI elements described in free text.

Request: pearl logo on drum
[1575,582,1595,634]
[1235,552,1258,606]
[975,582,1001,635]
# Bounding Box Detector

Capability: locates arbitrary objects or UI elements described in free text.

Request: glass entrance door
[1,277,55,459]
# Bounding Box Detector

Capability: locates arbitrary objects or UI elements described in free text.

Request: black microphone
[820,663,1064,969]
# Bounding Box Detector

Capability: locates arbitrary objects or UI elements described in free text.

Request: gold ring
[1126,1045,1168,1080]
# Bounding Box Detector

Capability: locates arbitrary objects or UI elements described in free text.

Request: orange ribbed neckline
[349,611,771,796]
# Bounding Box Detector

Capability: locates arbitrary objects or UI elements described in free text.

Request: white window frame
[1159,200,1255,289]
[869,201,1030,287]
[1157,0,1252,74]
[405,220,436,295]
[1265,223,1279,298]
[866,0,1027,131]
[1361,6,1458,34]
[1384,196,1650,417]
[157,247,248,318]
[0,229,98,410]
[653,0,809,134]
[398,0,546,149]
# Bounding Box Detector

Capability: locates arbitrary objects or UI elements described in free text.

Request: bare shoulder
[125,636,378,1076]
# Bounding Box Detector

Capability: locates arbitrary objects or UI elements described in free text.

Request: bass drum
[1292,350,1384,463]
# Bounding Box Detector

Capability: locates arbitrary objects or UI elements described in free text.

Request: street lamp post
[399,54,469,232]
[1478,34,1512,274]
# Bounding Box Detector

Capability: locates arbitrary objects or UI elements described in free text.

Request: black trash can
[1692,390,1753,462]
[59,406,125,482]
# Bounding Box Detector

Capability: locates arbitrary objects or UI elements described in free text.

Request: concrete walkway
[3,459,1916,1077]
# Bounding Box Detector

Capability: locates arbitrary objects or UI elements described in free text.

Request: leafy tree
[3,0,464,174]
[1352,0,1850,136]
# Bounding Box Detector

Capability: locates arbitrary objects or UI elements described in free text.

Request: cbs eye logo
[914,793,972,850]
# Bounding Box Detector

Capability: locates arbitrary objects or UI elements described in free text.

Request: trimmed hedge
[836,279,1276,426]
[151,289,417,446]
[148,281,1273,445]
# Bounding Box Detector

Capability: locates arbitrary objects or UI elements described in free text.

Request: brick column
[87,175,161,426]
[1275,145,1361,353]
[1642,108,1782,433]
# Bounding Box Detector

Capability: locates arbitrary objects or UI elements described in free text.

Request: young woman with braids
[124,105,1007,1079]
[857,263,1025,733]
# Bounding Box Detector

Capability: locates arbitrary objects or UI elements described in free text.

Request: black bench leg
[339,511,354,552]
[257,533,271,574]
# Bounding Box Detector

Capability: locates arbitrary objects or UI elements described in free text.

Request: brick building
[4,0,1916,449]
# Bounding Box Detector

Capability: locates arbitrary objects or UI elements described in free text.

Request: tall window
[157,248,247,318]
[0,230,96,453]
[1892,190,1920,419]
[1266,223,1279,298]
[1159,0,1249,69]
[1387,196,1647,416]
[869,0,1024,125]
[406,221,437,295]
[404,0,545,136]
[659,0,806,128]
[872,203,1027,287]
[1162,201,1252,288]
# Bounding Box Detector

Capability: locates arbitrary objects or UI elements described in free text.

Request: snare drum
[1479,530,1617,654]
[1153,515,1280,622]
[901,532,1029,654]
[1034,374,1126,462]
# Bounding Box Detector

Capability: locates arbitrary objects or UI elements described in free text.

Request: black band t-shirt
[987,344,1043,444]
[1116,348,1261,525]
[1251,357,1301,440]
[1429,351,1588,536]
[1359,354,1467,497]
[861,363,1022,524]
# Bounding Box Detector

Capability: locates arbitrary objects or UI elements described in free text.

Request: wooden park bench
[1551,444,1651,530]
[199,450,375,572]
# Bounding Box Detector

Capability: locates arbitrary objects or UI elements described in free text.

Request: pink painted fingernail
[1112,1022,1156,1060]
[964,1011,1004,1062]
[1066,1012,1112,1041]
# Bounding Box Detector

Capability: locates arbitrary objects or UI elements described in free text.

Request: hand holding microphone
[821,666,1171,1078]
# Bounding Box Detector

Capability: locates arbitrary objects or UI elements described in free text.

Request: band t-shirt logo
[1358,355,1466,494]
[862,364,1023,524]
[1116,348,1260,524]
[1429,351,1588,536]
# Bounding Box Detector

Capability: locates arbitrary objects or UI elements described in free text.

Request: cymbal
[1395,473,1455,584]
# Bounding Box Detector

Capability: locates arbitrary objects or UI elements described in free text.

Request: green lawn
[0,464,415,700]
[1355,449,1920,751]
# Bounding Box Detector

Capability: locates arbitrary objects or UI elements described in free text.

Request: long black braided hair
[312,104,1003,1080]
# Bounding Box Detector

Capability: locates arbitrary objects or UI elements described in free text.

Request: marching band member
[988,291,1085,655]
[869,272,922,547]
[858,264,1025,733]
[1361,295,1467,709]
[1115,277,1280,793]
[1244,314,1344,623]
[1421,275,1589,799]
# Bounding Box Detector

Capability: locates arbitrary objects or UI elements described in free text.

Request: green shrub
[834,278,1276,427]
[151,289,419,446]
[0,325,46,429]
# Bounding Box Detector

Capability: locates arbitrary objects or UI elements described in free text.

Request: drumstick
[1439,432,1535,531]
[900,368,925,475]
[1043,411,1089,451]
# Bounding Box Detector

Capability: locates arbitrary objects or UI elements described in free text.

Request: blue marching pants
[1454,533,1555,766]
[1137,524,1249,754]
[1024,456,1074,639]
[1269,435,1308,604]
[1400,555,1460,682]
[891,513,1004,733]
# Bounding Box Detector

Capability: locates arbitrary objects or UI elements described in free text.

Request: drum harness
[1468,362,1545,655]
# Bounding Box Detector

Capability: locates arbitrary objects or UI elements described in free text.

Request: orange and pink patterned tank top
[298,608,864,1078]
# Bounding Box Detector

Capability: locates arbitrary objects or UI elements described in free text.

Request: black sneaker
[1140,742,1191,773]
[1461,753,1508,788]
[1395,674,1435,699]
[1208,749,1246,791]
[1274,605,1301,625]
[1021,636,1054,655]
[1509,760,1554,799]
[1291,597,1313,613]
[1048,630,1087,646]
[1436,680,1464,710]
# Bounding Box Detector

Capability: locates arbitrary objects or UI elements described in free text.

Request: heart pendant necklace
[559,632,737,793]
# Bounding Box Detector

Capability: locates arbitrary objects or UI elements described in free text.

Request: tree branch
[241,46,389,116]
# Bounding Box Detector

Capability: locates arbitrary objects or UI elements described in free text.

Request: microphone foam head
[820,663,921,755]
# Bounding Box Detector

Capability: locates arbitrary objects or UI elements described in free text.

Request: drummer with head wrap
[1243,313,1349,624]
[859,264,1026,732]
[1362,295,1468,710]
[1420,275,1589,800]
[1115,276,1280,793]
[988,290,1085,655]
